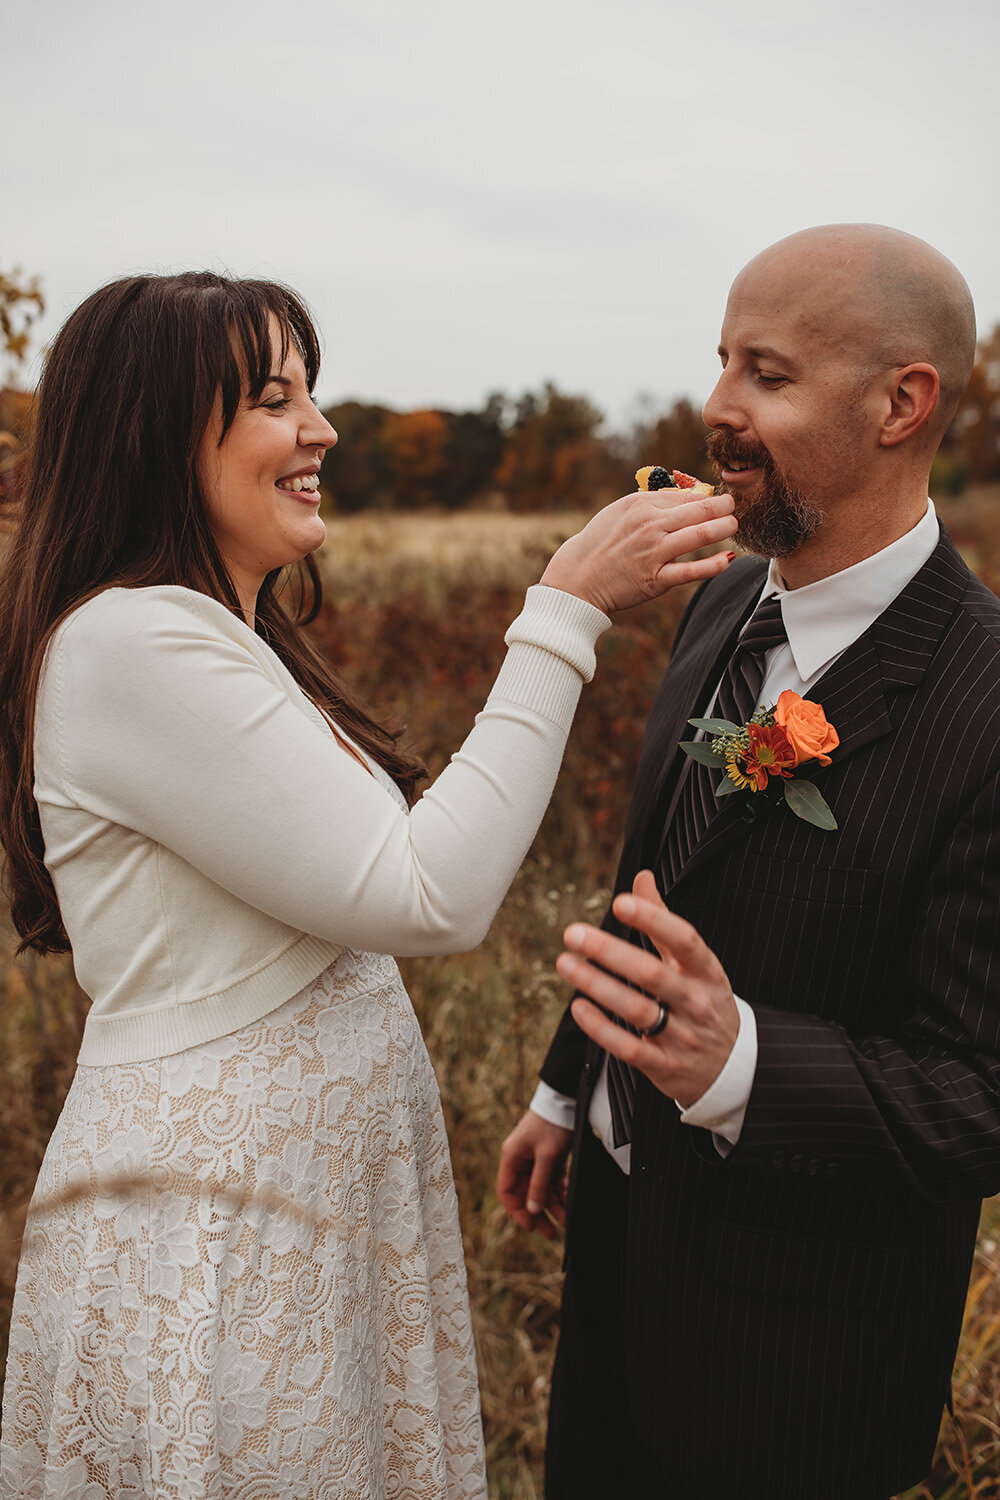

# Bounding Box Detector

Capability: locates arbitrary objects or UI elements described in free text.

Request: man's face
[701,253,878,559]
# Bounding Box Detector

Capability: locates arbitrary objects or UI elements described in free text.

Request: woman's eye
[262,396,292,411]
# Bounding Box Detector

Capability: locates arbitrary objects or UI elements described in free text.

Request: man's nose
[702,368,743,432]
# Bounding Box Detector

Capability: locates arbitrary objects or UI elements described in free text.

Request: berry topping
[635,465,676,491]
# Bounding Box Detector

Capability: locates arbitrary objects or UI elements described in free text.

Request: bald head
[735,224,977,442]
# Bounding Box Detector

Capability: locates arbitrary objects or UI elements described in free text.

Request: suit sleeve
[734,766,1000,1201]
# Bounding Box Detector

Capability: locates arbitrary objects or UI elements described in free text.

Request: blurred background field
[3,271,1000,1494]
[2,488,1000,1497]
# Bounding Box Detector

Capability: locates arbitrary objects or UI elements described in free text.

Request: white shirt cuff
[678,995,758,1157]
[530,1080,577,1132]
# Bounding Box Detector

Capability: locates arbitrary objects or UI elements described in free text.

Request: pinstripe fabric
[665,593,788,884]
[540,526,1000,1499]
[606,595,788,1145]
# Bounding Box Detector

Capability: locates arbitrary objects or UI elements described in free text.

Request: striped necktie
[604,593,788,1147]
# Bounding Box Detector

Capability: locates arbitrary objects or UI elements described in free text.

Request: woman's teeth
[277,474,320,493]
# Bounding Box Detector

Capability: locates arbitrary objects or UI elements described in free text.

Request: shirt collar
[756,499,939,683]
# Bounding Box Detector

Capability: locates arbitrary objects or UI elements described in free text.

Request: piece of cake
[635,465,715,496]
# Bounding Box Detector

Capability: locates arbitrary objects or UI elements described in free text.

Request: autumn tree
[320,397,505,512]
[318,401,394,512]
[0,267,45,530]
[493,382,614,512]
[380,409,450,509]
[619,395,715,489]
[437,398,505,509]
[948,323,1000,485]
[1,267,44,374]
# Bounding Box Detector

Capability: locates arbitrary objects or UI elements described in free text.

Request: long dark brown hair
[0,272,426,955]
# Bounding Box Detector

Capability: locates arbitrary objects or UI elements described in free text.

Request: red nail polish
[726,551,736,561]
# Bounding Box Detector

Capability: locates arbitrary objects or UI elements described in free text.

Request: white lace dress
[1,950,486,1498]
[2,581,612,1500]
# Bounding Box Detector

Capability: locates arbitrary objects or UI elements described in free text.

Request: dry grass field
[322,507,590,589]
[2,490,1000,1497]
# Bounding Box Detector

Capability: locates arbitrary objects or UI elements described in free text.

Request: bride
[0,271,735,1499]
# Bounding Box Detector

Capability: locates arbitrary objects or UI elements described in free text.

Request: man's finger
[498,1154,560,1239]
[526,1149,564,1217]
[562,921,668,985]
[496,1149,529,1206]
[555,950,670,1033]
[497,1143,540,1224]
[592,891,720,980]
[562,910,717,1001]
[497,1116,572,1239]
[569,995,665,1072]
[630,870,684,972]
[633,869,663,905]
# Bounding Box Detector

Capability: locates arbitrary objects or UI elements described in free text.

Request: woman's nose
[304,409,338,452]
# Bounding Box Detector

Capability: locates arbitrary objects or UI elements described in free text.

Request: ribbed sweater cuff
[490,585,611,729]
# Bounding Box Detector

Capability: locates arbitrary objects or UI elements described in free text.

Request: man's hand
[497,1109,572,1240]
[557,870,739,1110]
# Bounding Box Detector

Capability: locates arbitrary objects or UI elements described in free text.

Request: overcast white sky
[5,0,999,426]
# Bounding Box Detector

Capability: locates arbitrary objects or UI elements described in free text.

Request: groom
[498,224,1000,1499]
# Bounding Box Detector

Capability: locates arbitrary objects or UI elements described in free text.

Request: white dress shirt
[532,500,941,1172]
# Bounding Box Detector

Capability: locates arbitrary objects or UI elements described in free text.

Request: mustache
[705,430,773,473]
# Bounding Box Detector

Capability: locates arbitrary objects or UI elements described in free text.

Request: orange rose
[773,690,839,766]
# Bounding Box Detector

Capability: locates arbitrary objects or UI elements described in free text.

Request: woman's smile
[196,320,338,622]
[276,468,322,495]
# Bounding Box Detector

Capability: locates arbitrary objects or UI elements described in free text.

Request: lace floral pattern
[0,947,487,1499]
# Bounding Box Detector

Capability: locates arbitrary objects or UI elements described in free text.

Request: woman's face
[197,318,338,617]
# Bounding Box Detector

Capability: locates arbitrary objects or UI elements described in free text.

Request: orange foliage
[380,408,451,507]
[0,389,35,532]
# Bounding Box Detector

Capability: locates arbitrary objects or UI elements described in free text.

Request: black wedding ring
[638,1002,669,1038]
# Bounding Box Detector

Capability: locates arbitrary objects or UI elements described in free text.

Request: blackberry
[646,466,676,490]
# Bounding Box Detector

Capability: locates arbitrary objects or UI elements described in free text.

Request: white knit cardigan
[33,583,609,1065]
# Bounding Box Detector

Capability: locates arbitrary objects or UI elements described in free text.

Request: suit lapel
[613,562,767,883]
[666,523,970,890]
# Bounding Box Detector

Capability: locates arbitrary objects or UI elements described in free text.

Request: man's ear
[878,363,940,448]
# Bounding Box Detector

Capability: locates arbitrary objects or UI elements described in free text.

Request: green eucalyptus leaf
[679,740,725,767]
[715,777,740,797]
[688,717,742,735]
[784,779,838,831]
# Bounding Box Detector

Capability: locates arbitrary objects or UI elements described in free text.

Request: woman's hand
[539,487,737,614]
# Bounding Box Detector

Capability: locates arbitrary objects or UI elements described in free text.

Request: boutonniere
[680,690,840,830]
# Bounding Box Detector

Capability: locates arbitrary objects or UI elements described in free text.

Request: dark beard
[704,430,824,559]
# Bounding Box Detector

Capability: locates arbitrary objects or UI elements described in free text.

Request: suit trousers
[546,1124,913,1500]
[545,1127,686,1499]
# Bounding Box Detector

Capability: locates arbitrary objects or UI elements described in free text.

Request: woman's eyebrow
[264,373,291,386]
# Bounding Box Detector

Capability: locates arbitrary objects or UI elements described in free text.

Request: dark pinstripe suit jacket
[541,524,1000,1499]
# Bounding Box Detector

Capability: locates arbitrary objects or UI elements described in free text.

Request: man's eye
[757,373,786,387]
